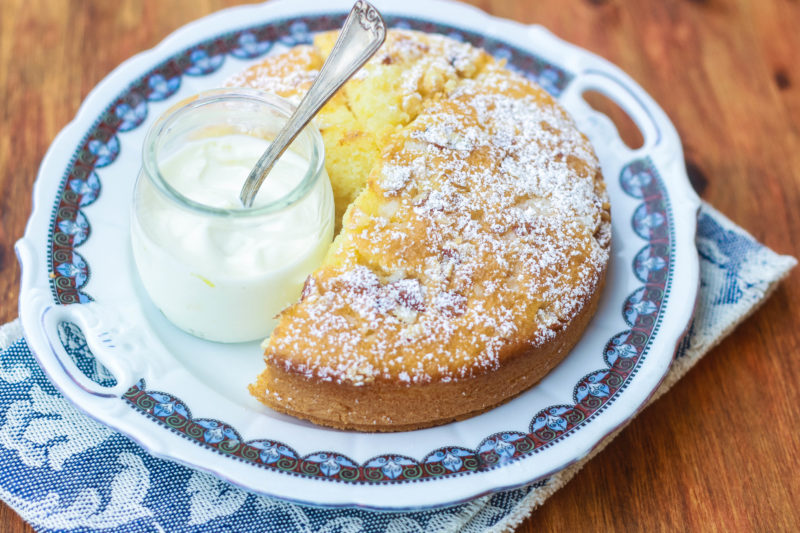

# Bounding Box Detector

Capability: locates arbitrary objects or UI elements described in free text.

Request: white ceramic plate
[16,0,700,511]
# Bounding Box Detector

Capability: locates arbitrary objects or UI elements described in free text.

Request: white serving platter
[16,0,700,510]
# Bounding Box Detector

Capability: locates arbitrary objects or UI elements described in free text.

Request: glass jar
[131,89,334,343]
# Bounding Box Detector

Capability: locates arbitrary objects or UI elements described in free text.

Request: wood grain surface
[1,0,799,531]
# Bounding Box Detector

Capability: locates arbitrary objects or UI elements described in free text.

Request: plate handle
[546,33,700,206]
[565,69,661,154]
[16,237,163,403]
[37,300,145,399]
[528,19,687,172]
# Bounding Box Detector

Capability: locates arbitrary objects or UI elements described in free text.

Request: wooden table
[1,1,798,530]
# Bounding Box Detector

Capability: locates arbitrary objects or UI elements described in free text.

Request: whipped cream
[131,134,333,342]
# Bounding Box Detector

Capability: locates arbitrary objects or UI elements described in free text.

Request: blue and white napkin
[0,203,795,532]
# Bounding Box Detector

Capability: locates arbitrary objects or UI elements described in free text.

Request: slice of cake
[227,30,611,431]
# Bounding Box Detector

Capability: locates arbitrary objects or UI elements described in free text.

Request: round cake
[226,30,611,431]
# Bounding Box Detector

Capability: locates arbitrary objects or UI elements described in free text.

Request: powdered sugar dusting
[380,164,412,194]
[262,32,611,386]
[224,45,319,104]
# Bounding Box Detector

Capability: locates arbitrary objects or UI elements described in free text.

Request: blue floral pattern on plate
[145,73,181,101]
[230,32,272,59]
[184,48,225,76]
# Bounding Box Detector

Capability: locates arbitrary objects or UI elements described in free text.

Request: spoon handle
[240,1,386,208]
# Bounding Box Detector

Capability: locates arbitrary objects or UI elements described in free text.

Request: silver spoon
[239,0,387,208]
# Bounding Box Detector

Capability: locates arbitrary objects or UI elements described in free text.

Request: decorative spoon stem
[239,0,386,208]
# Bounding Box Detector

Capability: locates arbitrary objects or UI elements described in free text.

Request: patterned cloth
[0,203,795,532]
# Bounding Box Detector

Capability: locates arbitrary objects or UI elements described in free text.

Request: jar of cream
[131,89,334,343]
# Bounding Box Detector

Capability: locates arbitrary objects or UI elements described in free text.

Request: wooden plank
[1,1,798,531]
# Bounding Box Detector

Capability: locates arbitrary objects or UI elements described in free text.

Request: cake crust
[249,271,604,431]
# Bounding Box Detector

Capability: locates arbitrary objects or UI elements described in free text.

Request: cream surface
[131,135,333,343]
